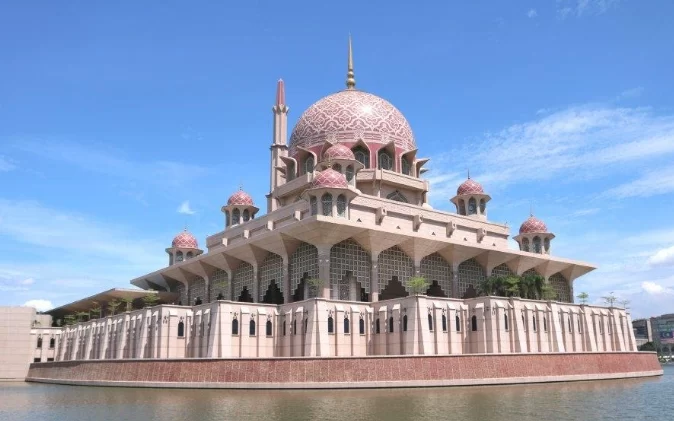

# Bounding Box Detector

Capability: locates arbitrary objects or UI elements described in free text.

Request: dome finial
[346,34,356,89]
[530,200,534,216]
[467,168,470,179]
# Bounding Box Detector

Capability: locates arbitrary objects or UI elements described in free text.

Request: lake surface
[1,366,671,421]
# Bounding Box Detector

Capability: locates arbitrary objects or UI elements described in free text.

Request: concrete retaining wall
[26,352,662,389]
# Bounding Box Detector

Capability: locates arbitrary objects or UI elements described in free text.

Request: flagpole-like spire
[346,35,356,89]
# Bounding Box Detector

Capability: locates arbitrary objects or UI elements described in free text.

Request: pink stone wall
[26,352,661,388]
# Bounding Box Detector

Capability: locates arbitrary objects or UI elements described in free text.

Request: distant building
[632,318,652,348]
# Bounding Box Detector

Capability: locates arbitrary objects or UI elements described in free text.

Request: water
[1,366,671,421]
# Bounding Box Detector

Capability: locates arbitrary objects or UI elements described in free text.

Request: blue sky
[1,0,673,317]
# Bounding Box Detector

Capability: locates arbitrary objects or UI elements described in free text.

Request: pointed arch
[321,193,333,216]
[260,253,284,304]
[420,253,452,298]
[458,258,486,299]
[290,243,318,299]
[330,239,372,300]
[549,273,571,303]
[386,190,409,203]
[352,145,370,168]
[378,246,414,299]
[232,262,255,303]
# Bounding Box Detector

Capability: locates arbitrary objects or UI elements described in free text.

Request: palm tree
[576,292,589,304]
[477,276,499,296]
[503,276,521,297]
[108,300,121,316]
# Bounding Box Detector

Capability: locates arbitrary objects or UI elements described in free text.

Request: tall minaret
[267,79,289,213]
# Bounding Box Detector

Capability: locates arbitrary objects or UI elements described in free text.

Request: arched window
[522,314,526,330]
[344,317,350,334]
[186,251,193,259]
[479,199,486,214]
[378,150,393,170]
[304,318,308,334]
[178,321,185,337]
[283,320,287,336]
[428,314,433,331]
[458,199,466,215]
[231,319,238,336]
[332,163,342,172]
[544,237,550,252]
[225,211,230,227]
[578,318,582,333]
[533,315,537,332]
[310,196,318,215]
[243,209,250,222]
[337,194,347,217]
[287,161,295,181]
[522,238,530,252]
[533,237,542,254]
[266,320,273,336]
[401,157,411,175]
[468,197,477,215]
[345,165,354,184]
[321,193,333,216]
[386,190,409,203]
[544,317,548,332]
[304,156,314,174]
[375,318,381,334]
[471,315,477,331]
[293,319,297,336]
[359,318,365,335]
[456,315,461,332]
[568,316,572,333]
[232,209,241,225]
[504,314,509,331]
[36,336,42,349]
[175,251,183,262]
[389,316,394,333]
[327,316,334,333]
[442,314,447,332]
[49,337,55,348]
[353,146,370,168]
[249,319,256,336]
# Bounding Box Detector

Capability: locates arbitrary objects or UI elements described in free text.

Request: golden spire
[346,35,356,89]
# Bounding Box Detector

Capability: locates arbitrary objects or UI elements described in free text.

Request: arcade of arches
[173,240,572,306]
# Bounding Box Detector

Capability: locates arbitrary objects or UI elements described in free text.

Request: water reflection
[0,367,668,421]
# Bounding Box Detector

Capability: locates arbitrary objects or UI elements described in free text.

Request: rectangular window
[47,358,54,362]
[33,358,41,363]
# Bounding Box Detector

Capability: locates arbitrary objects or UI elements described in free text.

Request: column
[370,252,380,302]
[283,257,291,304]
[452,263,460,299]
[317,247,331,299]
[252,265,259,303]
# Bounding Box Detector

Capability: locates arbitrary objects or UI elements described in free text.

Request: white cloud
[0,199,165,268]
[177,200,196,215]
[0,155,16,172]
[641,281,674,295]
[602,166,674,199]
[12,140,210,191]
[19,278,35,285]
[23,299,54,312]
[571,208,600,217]
[617,87,644,100]
[527,9,538,18]
[557,0,621,18]
[427,104,674,204]
[648,245,674,268]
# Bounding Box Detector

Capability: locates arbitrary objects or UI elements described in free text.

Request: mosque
[19,39,659,388]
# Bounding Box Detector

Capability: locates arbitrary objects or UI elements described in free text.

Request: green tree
[121,297,135,312]
[142,292,160,308]
[639,342,656,352]
[75,311,89,322]
[602,291,617,307]
[90,302,101,319]
[541,282,557,301]
[407,276,430,295]
[63,314,77,325]
[107,300,121,316]
[503,276,521,297]
[577,292,589,304]
[478,275,501,296]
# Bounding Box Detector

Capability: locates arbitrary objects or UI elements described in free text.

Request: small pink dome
[172,229,198,249]
[519,216,548,234]
[311,168,348,189]
[324,144,355,161]
[227,190,254,206]
[457,178,485,195]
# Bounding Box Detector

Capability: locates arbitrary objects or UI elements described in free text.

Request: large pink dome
[289,90,415,156]
[172,229,198,249]
[227,190,254,206]
[311,168,348,189]
[519,216,548,234]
